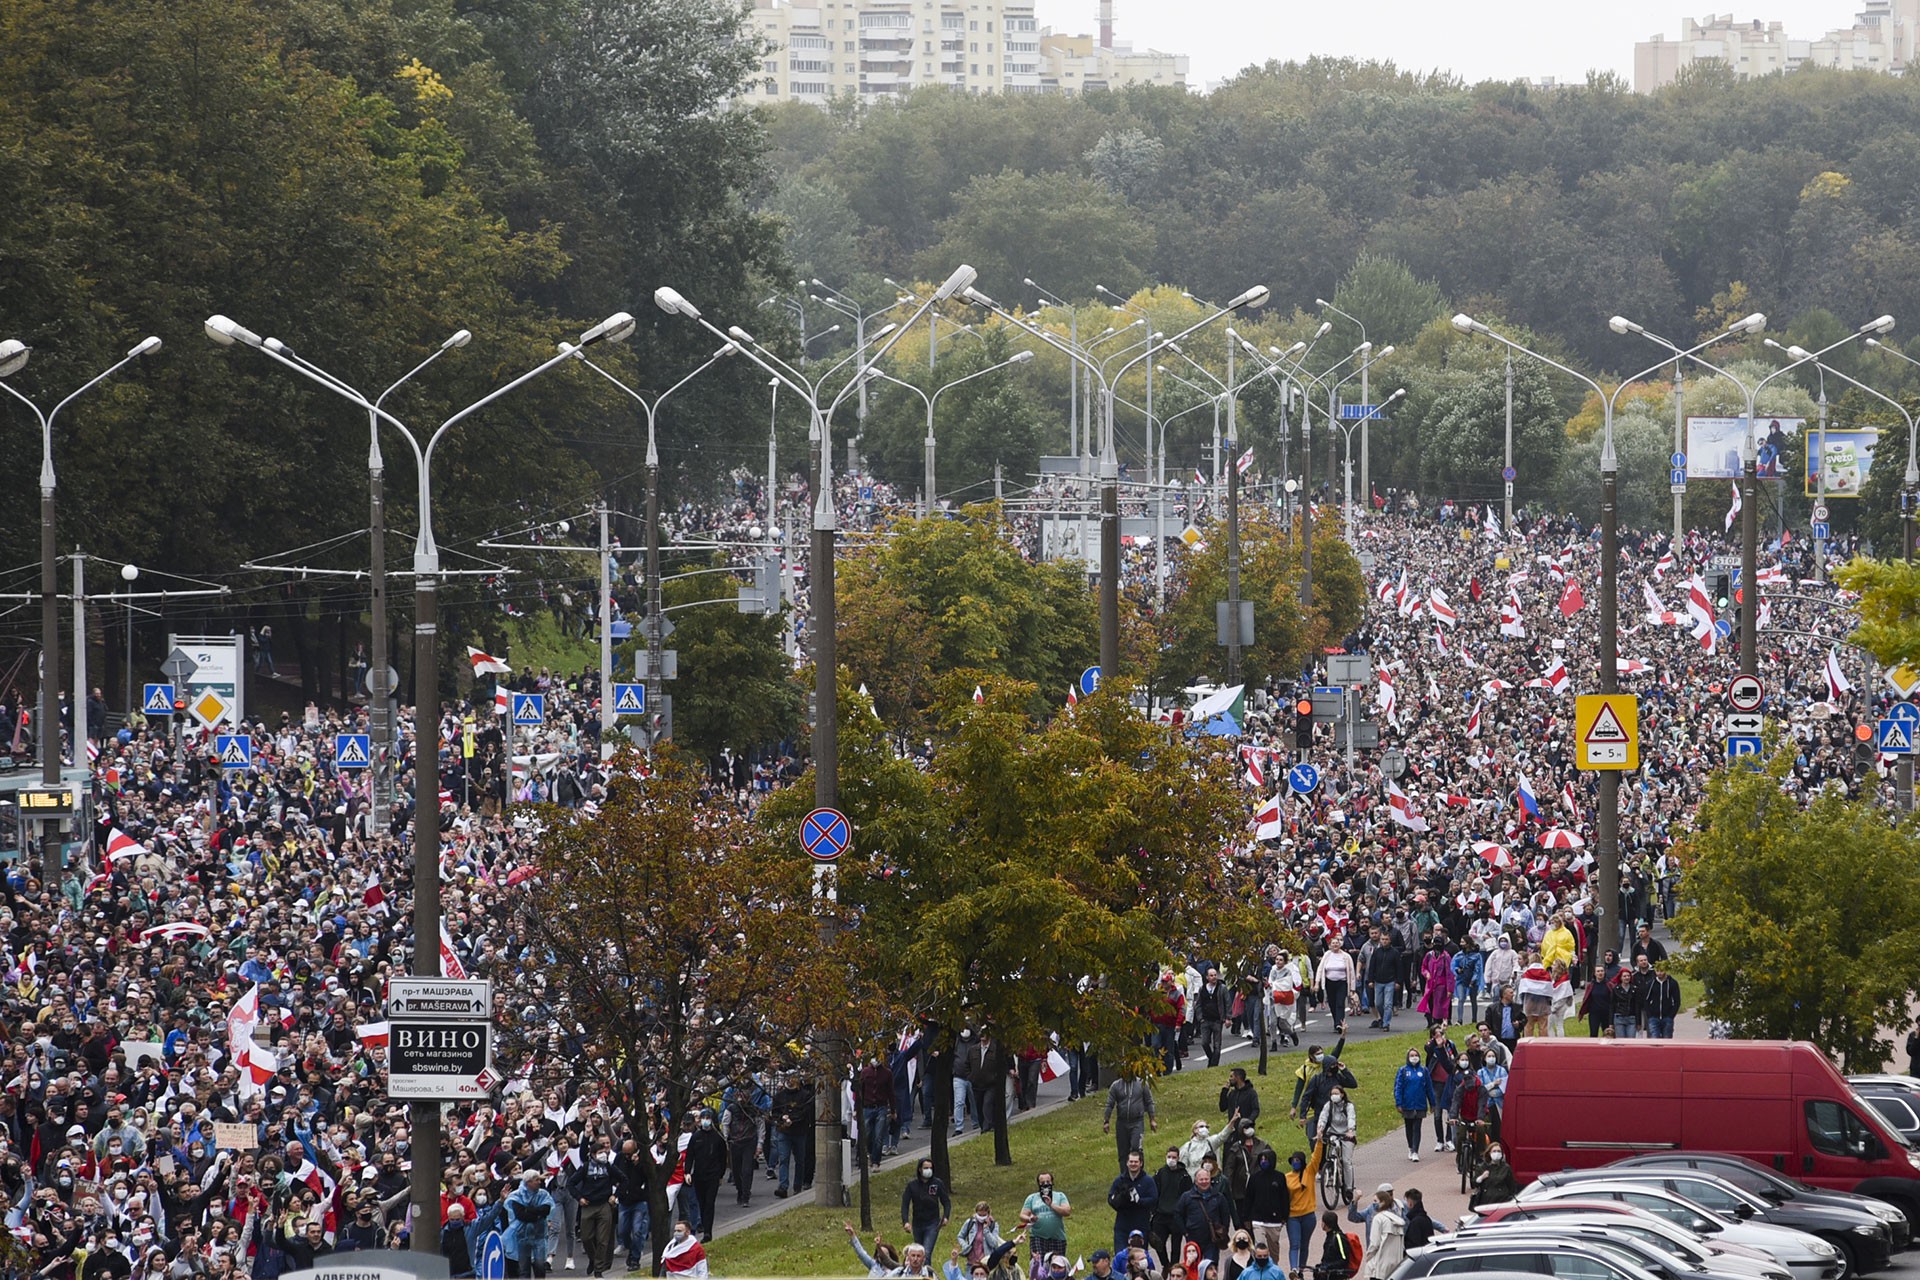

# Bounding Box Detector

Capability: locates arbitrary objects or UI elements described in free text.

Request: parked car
[1849,1080,1920,1149]
[1518,1179,1844,1280]
[1528,1168,1892,1276]
[1392,1236,1669,1280]
[1608,1152,1912,1248]
[1456,1204,1791,1280]
[1447,1218,1777,1280]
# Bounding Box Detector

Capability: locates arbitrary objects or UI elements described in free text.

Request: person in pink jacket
[1416,932,1456,1029]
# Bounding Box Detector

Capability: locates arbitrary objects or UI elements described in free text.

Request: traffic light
[1294,697,1314,749]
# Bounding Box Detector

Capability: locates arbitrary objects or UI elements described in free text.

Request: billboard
[1686,416,1806,479]
[1805,428,1880,498]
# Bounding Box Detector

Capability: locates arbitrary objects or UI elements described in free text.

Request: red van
[1502,1040,1920,1224]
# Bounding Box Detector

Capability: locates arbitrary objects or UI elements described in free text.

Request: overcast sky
[1031,0,1866,87]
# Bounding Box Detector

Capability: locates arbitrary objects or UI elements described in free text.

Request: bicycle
[1455,1117,1492,1197]
[1316,1132,1355,1206]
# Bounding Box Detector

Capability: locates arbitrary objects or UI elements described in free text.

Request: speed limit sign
[1812,503,1830,522]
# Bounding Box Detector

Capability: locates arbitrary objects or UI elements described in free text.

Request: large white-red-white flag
[467,646,512,676]
[1385,780,1429,832]
[1825,647,1854,702]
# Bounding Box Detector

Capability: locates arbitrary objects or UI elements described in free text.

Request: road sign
[1181,524,1203,546]
[142,683,175,715]
[1501,465,1517,482]
[1671,483,1688,495]
[1340,403,1383,420]
[1890,667,1920,698]
[388,1023,495,1099]
[509,692,545,726]
[479,1232,506,1280]
[1812,521,1831,541]
[1726,735,1763,761]
[1670,468,1687,487]
[1710,554,1743,568]
[1079,665,1103,697]
[1879,719,1916,754]
[1812,503,1831,522]
[1670,451,1687,469]
[1715,619,1734,640]
[1890,702,1920,726]
[335,734,371,769]
[611,682,647,716]
[189,689,232,728]
[799,806,852,862]
[1574,694,1639,770]
[160,648,198,686]
[214,734,252,770]
[1287,763,1321,795]
[1723,712,1765,736]
[1380,749,1407,780]
[387,977,493,1019]
[1727,674,1765,711]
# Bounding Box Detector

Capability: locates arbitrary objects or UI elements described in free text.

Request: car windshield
[1846,1086,1913,1148]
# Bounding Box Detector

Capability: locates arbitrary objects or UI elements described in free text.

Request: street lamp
[1614,311,1890,673]
[1317,298,1376,502]
[1866,338,1920,561]
[1330,387,1405,541]
[864,351,1034,516]
[0,332,162,884]
[558,339,739,736]
[1775,339,1918,561]
[1025,278,1082,453]
[207,308,630,1255]
[1452,309,1763,953]
[802,323,843,353]
[120,562,138,716]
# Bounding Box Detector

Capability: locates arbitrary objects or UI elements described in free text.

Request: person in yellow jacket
[1540,913,1577,974]
[1280,1139,1324,1271]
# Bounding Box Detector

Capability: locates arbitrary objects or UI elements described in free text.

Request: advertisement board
[1686,416,1805,479]
[1805,427,1881,498]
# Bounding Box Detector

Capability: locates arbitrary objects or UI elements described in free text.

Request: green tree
[1839,557,1920,669]
[1672,739,1920,1068]
[916,170,1154,303]
[1419,359,1568,499]
[862,328,1047,502]
[1327,252,1445,349]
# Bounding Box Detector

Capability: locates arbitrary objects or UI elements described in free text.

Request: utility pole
[1301,393,1315,608]
[1814,389,1829,584]
[40,447,60,887]
[1672,363,1685,551]
[1503,353,1515,532]
[1225,330,1244,683]
[369,406,393,831]
[71,550,86,763]
[597,501,612,745]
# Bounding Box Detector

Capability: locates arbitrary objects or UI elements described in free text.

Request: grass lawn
[716,1028,1431,1276]
[501,611,598,679]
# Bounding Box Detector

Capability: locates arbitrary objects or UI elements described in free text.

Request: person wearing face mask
[1019,1172,1071,1265]
[955,1200,1006,1267]
[1149,1148,1191,1268]
[1391,1052,1429,1162]
[1468,1142,1517,1208]
[505,1170,556,1278]
[1243,1146,1289,1265]
[1481,935,1519,997]
[568,1135,617,1277]
[660,1220,707,1278]
[900,1159,951,1258]
[1178,1120,1224,1175]
[1313,1086,1356,1165]
[684,1110,726,1243]
[1295,1047,1356,1146]
[1279,1143,1324,1271]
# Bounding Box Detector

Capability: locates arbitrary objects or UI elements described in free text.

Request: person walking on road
[1104,1074,1158,1173]
[1195,968,1231,1067]
[1393,1050,1430,1162]
[1316,939,1355,1035]
[1279,1142,1324,1271]
[1151,1146,1193,1269]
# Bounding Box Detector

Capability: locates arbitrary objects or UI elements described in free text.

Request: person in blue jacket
[504,1169,557,1278]
[1392,1049,1431,1161]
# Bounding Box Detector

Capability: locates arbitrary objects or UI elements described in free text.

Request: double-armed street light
[207,307,636,1254]
[1450,309,1765,952]
[861,351,1035,517]
[0,333,162,883]
[1771,339,1918,561]
[1613,311,1892,675]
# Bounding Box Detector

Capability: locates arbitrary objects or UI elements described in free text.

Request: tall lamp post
[1331,389,1406,540]
[1865,338,1920,561]
[1025,278,1080,455]
[862,351,1035,516]
[0,334,162,883]
[1451,310,1763,952]
[207,308,635,1254]
[557,339,740,738]
[1316,298,1373,504]
[1772,340,1918,562]
[1616,312,1892,674]
[656,269,974,1212]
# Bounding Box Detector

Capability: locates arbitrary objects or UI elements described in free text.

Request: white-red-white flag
[467,646,512,677]
[1825,647,1853,702]
[1385,780,1430,832]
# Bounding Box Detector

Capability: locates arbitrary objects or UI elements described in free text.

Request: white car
[1520,1181,1842,1280]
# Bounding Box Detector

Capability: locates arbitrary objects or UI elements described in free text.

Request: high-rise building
[1634,2,1920,92]
[741,0,1185,105]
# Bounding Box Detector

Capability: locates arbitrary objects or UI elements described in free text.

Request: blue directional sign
[1811,521,1831,540]
[1878,719,1916,755]
[1714,619,1734,640]
[1725,736,1763,761]
[1670,451,1687,469]
[214,734,252,770]
[1670,468,1688,487]
[478,1232,505,1280]
[1340,404,1384,421]
[1079,665,1103,697]
[799,806,852,862]
[334,734,371,769]
[1889,702,1920,725]
[1287,763,1321,795]
[509,692,545,726]
[143,683,175,715]
[611,682,647,716]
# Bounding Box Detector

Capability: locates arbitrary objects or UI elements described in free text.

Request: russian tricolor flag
[1515,772,1542,822]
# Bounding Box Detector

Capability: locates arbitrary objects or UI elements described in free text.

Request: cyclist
[1295,1046,1357,1145]
[1313,1085,1357,1204]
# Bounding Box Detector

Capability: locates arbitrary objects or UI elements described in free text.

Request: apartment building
[1634,1,1920,91]
[742,0,1186,104]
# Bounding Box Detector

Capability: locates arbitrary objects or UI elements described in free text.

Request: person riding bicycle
[1296,1046,1357,1143]
[1314,1086,1357,1155]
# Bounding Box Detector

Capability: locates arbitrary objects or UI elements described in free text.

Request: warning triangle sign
[1585,703,1629,744]
[218,737,250,766]
[336,736,369,766]
[614,685,644,713]
[144,685,174,714]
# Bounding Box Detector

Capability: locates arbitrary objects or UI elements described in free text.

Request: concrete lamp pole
[1316,298,1372,506]
[207,309,635,1253]
[860,351,1035,517]
[1775,340,1917,562]
[0,334,162,885]
[1865,338,1920,561]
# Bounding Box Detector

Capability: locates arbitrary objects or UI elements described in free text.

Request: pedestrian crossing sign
[143,683,175,715]
[335,733,371,769]
[215,734,252,770]
[612,682,646,716]
[1877,719,1915,755]
[510,692,545,726]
